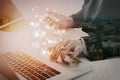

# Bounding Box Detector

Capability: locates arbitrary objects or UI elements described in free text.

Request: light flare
[33,31,39,37]
[30,22,35,26]
[30,6,67,56]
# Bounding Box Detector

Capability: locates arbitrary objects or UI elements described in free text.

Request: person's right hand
[44,10,75,29]
[48,40,84,64]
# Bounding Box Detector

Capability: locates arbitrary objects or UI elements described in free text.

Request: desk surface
[0,58,119,80]
[75,58,120,80]
[0,28,120,80]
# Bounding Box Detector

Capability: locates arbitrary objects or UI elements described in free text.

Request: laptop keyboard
[2,51,61,80]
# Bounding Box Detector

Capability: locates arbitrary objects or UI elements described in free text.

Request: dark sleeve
[81,22,120,61]
[82,34,104,61]
[70,0,120,61]
[71,12,99,30]
[70,10,84,28]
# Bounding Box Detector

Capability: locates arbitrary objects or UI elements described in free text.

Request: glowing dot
[30,22,35,26]
[39,19,42,23]
[42,50,46,55]
[47,39,57,44]
[34,32,39,37]
[59,39,63,42]
[47,40,53,43]
[55,19,59,22]
[31,8,34,11]
[46,8,49,11]
[34,14,38,18]
[45,25,51,29]
[57,30,61,34]
[35,6,38,9]
[43,42,47,45]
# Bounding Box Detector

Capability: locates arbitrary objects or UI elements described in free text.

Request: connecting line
[0,17,24,29]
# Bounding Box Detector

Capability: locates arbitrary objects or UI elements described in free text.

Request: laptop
[0,0,28,32]
[1,51,92,80]
[0,0,92,80]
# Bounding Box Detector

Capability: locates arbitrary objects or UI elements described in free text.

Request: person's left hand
[44,10,75,29]
[48,40,84,64]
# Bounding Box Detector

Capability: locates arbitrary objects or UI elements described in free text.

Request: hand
[49,40,84,64]
[44,10,75,29]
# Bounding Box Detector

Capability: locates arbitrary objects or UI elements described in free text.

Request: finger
[44,16,56,26]
[44,15,62,29]
[74,46,83,58]
[55,40,71,48]
[64,40,74,51]
[46,10,67,25]
[53,40,70,54]
[60,51,68,63]
[49,46,61,61]
[46,10,62,19]
[49,40,70,61]
[45,10,70,29]
[66,52,74,59]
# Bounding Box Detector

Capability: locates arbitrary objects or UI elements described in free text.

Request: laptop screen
[0,0,27,31]
[0,0,22,25]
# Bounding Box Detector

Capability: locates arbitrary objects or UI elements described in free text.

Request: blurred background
[12,0,84,17]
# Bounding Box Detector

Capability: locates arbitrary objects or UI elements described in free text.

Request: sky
[12,0,84,17]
